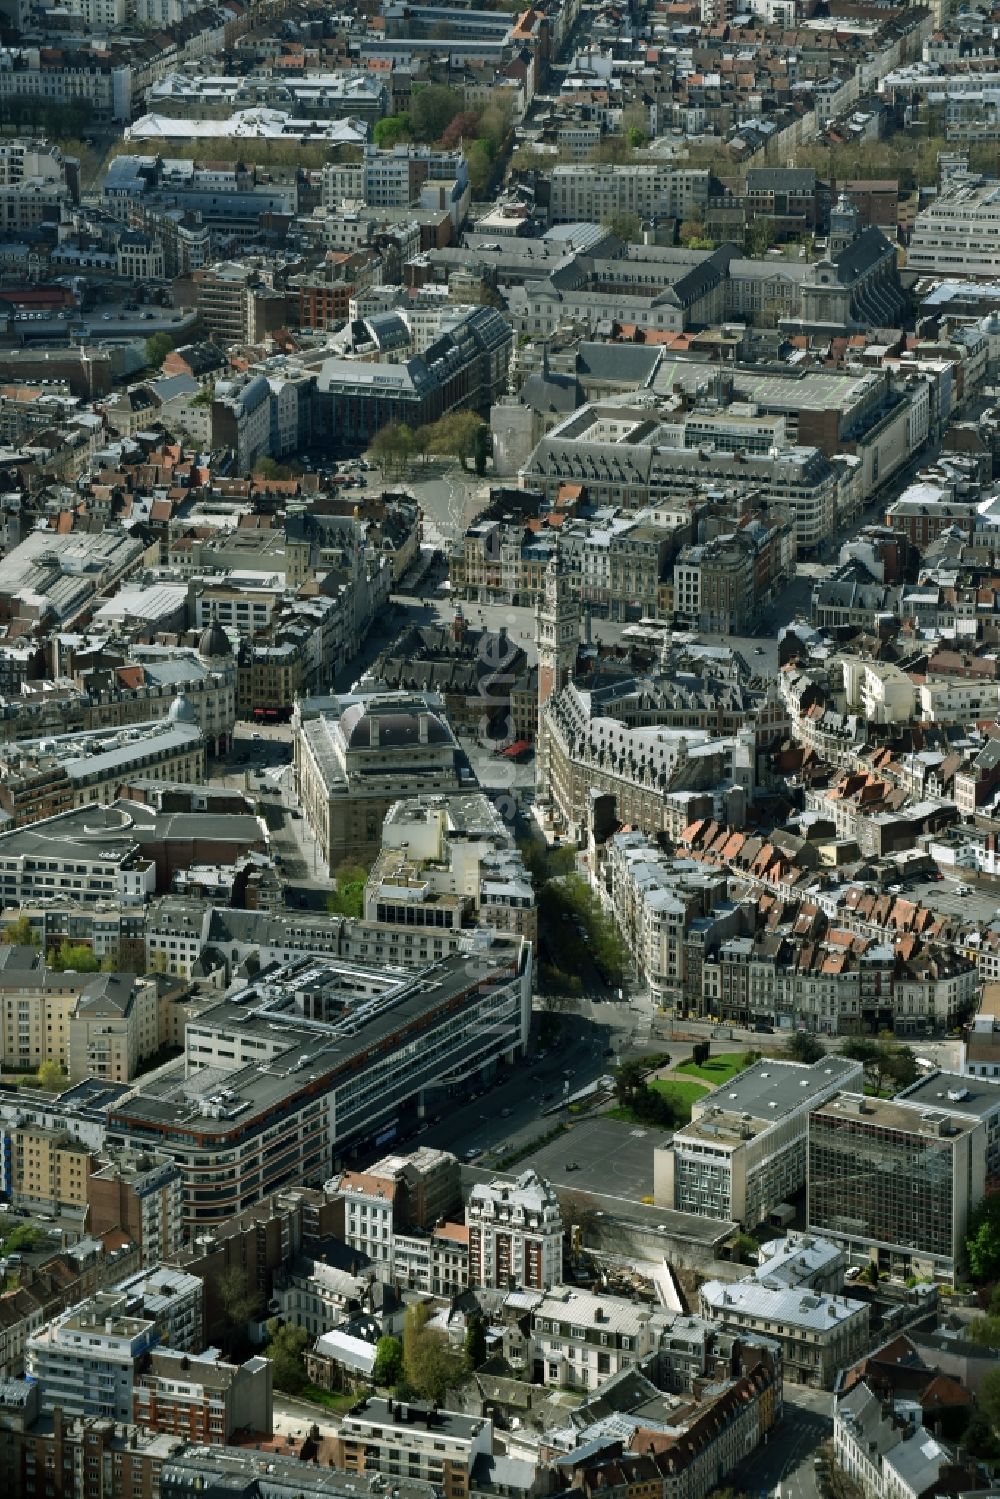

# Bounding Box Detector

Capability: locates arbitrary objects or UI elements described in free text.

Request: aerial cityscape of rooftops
[7,0,1000,1490]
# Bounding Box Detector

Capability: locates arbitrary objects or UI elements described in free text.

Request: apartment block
[0,956,158,1085]
[331,1397,491,1499]
[109,1266,202,1351]
[26,1292,159,1421]
[20,1408,181,1499]
[12,1124,95,1216]
[87,1147,184,1265]
[466,1171,563,1291]
[133,1347,272,1444]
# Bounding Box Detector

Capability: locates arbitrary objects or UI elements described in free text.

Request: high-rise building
[807,1092,988,1284]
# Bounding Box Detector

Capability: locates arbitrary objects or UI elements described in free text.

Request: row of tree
[369,412,490,476]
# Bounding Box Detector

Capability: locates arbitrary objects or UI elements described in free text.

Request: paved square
[514,1114,670,1204]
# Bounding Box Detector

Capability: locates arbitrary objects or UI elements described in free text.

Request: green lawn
[607,1077,709,1126]
[676,1052,748,1087]
[300,1385,360,1412]
[649,1078,710,1113]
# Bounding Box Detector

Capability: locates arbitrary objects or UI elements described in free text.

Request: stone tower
[535,552,580,807]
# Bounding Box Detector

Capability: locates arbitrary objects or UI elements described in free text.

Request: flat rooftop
[894,1070,1000,1119]
[110,949,521,1140]
[694,1055,860,1123]
[811,1092,982,1137]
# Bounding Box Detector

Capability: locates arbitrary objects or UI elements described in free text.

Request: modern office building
[907,174,1000,279]
[107,949,530,1234]
[466,1170,563,1291]
[807,1092,988,1283]
[654,1056,862,1226]
[893,1070,1000,1176]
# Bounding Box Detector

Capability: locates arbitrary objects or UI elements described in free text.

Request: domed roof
[199,620,232,659]
[168,692,199,726]
[339,701,452,750]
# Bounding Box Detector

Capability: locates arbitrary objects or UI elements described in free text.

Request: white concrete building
[654,1057,863,1227]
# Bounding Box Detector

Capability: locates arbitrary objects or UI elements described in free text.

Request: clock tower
[535,553,580,801]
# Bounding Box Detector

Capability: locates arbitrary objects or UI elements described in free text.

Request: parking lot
[905,874,999,926]
[508,1114,669,1205]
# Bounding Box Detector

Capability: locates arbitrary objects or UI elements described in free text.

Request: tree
[47,939,98,973]
[464,1314,487,1371]
[2,915,36,947]
[885,1044,919,1092]
[424,411,487,471]
[786,1032,825,1064]
[603,211,642,243]
[679,217,715,249]
[36,1059,66,1093]
[588,134,634,165]
[979,1367,1000,1433]
[474,421,490,477]
[2,1223,46,1253]
[614,1058,649,1108]
[731,1232,758,1265]
[744,219,773,258]
[402,1303,465,1403]
[410,84,463,143]
[373,1334,403,1386]
[252,457,293,481]
[370,422,416,477]
[328,863,369,920]
[966,1194,1000,1282]
[467,138,494,196]
[265,1318,309,1395]
[374,113,411,148]
[215,1265,262,1350]
[440,110,480,150]
[692,1041,711,1067]
[968,1316,1000,1349]
[842,1039,916,1097]
[145,332,173,369]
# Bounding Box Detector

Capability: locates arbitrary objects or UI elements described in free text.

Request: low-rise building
[700,1271,869,1388]
[331,1397,491,1499]
[133,1347,272,1443]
